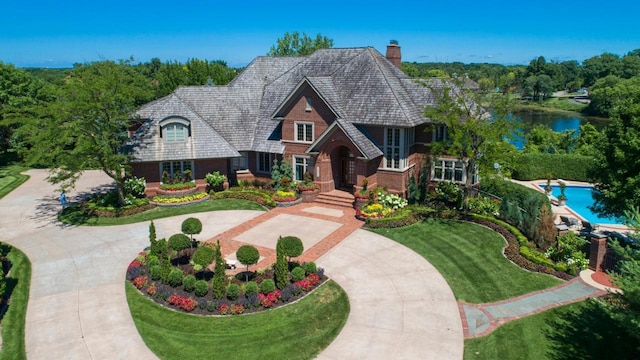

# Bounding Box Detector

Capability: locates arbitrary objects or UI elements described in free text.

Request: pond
[511,109,610,149]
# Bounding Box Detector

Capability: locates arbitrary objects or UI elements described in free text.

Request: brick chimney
[386,40,401,68]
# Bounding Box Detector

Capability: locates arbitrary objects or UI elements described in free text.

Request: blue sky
[2,1,639,68]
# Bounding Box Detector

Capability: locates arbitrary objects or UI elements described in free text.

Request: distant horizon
[3,1,639,69]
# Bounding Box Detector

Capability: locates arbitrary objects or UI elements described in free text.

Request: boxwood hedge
[512,153,594,181]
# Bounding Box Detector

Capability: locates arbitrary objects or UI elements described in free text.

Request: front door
[341,158,356,189]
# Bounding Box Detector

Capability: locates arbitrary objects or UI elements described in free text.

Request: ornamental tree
[274,236,289,290]
[236,245,260,283]
[181,217,202,244]
[211,240,226,299]
[168,233,191,256]
[281,236,304,262]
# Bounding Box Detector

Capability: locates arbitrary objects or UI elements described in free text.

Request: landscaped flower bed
[151,192,209,206]
[127,257,326,315]
[127,223,326,316]
[355,191,408,221]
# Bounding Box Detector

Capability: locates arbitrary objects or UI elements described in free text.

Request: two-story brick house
[125,42,473,197]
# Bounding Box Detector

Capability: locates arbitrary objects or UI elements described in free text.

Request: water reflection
[511,109,609,149]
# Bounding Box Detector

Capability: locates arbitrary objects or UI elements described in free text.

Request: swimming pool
[540,184,620,225]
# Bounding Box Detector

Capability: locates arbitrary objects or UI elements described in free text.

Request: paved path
[1,170,465,359]
[459,277,606,338]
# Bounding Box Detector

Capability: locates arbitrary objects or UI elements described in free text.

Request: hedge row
[210,189,276,207]
[512,153,594,181]
[479,176,549,209]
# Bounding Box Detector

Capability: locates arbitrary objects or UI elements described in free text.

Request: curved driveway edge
[316,229,464,360]
[0,170,264,359]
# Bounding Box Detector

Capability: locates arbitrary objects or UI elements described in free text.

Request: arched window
[159,117,190,143]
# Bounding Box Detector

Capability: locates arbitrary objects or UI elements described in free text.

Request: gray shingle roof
[130,46,450,161]
[306,119,383,159]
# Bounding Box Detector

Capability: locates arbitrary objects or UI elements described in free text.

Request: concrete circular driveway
[1,170,462,359]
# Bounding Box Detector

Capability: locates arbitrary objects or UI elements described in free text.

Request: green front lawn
[126,280,349,360]
[0,163,29,200]
[464,300,634,360]
[59,198,266,226]
[0,244,31,360]
[369,219,561,303]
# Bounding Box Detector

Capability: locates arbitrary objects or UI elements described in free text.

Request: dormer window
[159,117,190,143]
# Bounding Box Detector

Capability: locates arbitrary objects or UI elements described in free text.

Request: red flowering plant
[294,279,313,291]
[306,273,320,286]
[168,294,198,312]
[258,290,282,308]
[132,275,148,290]
[354,179,371,200]
[230,304,245,315]
[128,259,143,271]
[146,282,157,296]
[218,303,230,315]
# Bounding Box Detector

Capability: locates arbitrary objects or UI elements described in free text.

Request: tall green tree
[20,60,153,206]
[0,62,52,154]
[424,79,517,200]
[589,84,640,218]
[267,32,334,56]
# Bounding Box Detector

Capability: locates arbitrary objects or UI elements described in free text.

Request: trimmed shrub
[183,274,197,292]
[260,279,275,294]
[245,281,259,295]
[168,234,191,253]
[149,265,162,280]
[226,283,240,300]
[210,189,276,207]
[147,255,160,267]
[194,280,209,297]
[167,268,184,287]
[212,241,226,299]
[281,236,304,260]
[365,208,418,228]
[150,238,168,261]
[512,153,594,181]
[303,261,317,275]
[181,217,202,241]
[291,267,306,282]
[191,246,215,268]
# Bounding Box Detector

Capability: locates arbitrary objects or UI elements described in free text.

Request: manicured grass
[59,198,266,226]
[464,300,633,359]
[126,280,349,360]
[369,219,561,303]
[0,163,29,200]
[0,244,31,360]
[519,99,586,115]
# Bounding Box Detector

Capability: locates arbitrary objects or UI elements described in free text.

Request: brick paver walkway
[205,203,364,273]
[459,277,607,338]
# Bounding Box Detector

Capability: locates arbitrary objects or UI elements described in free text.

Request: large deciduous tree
[424,79,517,201]
[589,85,640,218]
[21,60,153,206]
[267,32,333,56]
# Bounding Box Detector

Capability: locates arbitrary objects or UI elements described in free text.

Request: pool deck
[511,179,631,235]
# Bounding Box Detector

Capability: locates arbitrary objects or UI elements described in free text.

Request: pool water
[540,185,620,225]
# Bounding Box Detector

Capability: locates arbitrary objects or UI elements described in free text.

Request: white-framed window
[383,127,413,170]
[295,122,313,143]
[433,124,447,142]
[305,97,312,112]
[257,152,275,173]
[293,156,311,181]
[160,160,193,183]
[432,158,476,184]
[231,152,249,171]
